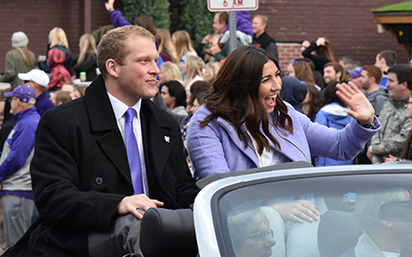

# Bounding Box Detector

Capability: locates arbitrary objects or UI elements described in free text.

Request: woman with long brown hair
[301,84,321,122]
[188,45,376,177]
[188,45,378,208]
[293,61,316,86]
[172,31,197,73]
[182,56,204,91]
[71,34,98,81]
[156,29,179,66]
[187,45,379,257]
[301,37,335,75]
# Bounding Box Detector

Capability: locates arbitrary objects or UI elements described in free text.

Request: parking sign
[208,0,259,12]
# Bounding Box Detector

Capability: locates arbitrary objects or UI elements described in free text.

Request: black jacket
[4,75,199,256]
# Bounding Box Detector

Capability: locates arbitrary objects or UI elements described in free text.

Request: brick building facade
[255,0,409,68]
[0,0,409,74]
[0,0,111,74]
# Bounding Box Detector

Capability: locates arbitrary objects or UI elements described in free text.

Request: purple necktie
[125,108,144,194]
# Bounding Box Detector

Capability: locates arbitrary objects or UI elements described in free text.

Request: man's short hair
[387,64,412,90]
[218,12,228,24]
[356,188,406,233]
[378,50,397,67]
[339,55,361,66]
[324,62,343,76]
[97,26,155,79]
[54,90,72,104]
[254,15,268,26]
[362,65,382,84]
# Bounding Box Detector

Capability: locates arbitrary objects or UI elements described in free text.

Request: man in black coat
[251,14,279,61]
[3,25,199,256]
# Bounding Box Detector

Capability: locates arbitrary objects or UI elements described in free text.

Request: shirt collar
[107,92,142,122]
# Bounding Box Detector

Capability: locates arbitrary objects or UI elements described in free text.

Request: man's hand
[384,154,398,163]
[202,34,211,44]
[38,55,46,62]
[210,44,221,55]
[105,0,115,13]
[117,194,164,219]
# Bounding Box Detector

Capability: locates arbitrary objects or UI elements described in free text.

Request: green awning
[373,1,412,13]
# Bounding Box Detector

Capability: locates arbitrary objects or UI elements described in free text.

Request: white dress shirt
[107,93,148,195]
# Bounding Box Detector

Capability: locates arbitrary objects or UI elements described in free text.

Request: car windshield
[214,173,412,257]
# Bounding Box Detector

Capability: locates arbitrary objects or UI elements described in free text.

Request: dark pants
[88,211,144,257]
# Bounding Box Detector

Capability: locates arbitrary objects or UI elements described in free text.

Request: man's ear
[369,76,375,84]
[33,83,42,90]
[402,81,409,91]
[337,71,342,81]
[16,99,22,108]
[106,59,119,78]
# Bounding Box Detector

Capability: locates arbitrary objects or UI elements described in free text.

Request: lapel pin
[164,136,170,143]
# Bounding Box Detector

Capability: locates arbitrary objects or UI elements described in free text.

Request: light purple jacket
[187,104,381,179]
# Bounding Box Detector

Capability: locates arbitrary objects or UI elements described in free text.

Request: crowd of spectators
[0,0,411,255]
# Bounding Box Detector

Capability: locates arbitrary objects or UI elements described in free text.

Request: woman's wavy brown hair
[199,45,293,155]
[315,37,336,62]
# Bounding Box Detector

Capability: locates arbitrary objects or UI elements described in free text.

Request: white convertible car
[139,162,412,257]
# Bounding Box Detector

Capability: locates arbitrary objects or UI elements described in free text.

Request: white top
[185,75,203,96]
[107,93,148,195]
[246,130,283,167]
[382,252,400,257]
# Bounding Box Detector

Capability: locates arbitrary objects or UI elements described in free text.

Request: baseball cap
[18,69,50,88]
[347,66,363,78]
[11,31,29,48]
[5,85,36,104]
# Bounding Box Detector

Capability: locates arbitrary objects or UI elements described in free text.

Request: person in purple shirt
[104,0,164,68]
[0,69,54,161]
[18,69,55,116]
[105,0,158,45]
[187,45,380,257]
[0,85,40,248]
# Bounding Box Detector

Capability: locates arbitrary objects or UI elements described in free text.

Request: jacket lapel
[84,76,131,184]
[140,100,175,179]
[267,122,309,162]
[216,117,260,167]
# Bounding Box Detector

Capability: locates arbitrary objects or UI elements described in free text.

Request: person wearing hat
[0,32,36,89]
[0,70,54,164]
[18,69,55,116]
[347,66,363,91]
[0,85,40,248]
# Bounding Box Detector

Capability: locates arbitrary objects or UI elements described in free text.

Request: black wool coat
[3,75,199,256]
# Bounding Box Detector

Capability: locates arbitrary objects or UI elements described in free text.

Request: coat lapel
[267,120,310,162]
[140,100,175,179]
[216,117,260,167]
[84,76,131,184]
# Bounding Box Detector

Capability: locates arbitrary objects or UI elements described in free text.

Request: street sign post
[208,0,259,12]
[208,0,259,54]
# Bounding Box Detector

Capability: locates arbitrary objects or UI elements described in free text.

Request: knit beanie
[11,31,29,48]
